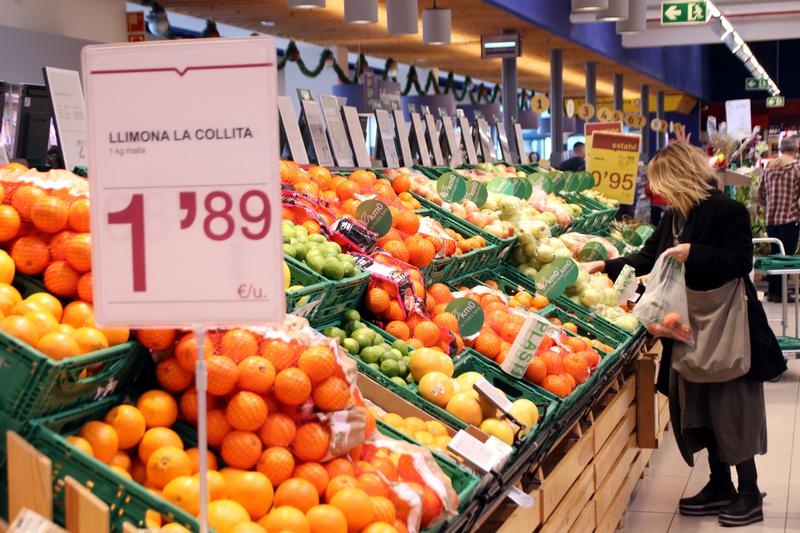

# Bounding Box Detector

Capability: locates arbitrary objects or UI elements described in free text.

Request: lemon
[511,399,539,427]
[480,418,515,445]
[445,392,483,426]
[418,372,454,407]
[283,261,291,289]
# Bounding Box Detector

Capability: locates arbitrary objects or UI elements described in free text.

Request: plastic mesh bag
[632,253,694,345]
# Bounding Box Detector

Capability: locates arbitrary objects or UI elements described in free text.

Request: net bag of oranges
[632,253,693,345]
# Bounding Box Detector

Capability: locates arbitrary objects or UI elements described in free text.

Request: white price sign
[44,67,88,169]
[83,38,285,328]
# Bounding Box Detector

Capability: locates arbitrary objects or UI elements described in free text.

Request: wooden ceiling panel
[155,0,681,99]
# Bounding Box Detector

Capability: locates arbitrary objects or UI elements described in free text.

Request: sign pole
[195,328,209,533]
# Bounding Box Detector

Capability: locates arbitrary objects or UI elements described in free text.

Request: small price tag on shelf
[83,37,285,328]
[501,312,561,378]
[587,131,641,205]
[474,377,513,413]
[447,428,513,473]
[505,486,536,508]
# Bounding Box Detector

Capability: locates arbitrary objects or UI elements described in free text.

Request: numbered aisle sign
[83,38,285,328]
[587,131,641,205]
[43,67,88,169]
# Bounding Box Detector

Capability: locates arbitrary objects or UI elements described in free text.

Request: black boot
[679,478,737,516]
[718,489,764,527]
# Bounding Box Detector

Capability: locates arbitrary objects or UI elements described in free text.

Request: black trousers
[766,222,800,297]
[700,428,759,493]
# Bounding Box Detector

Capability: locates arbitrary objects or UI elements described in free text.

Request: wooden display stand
[480,340,669,533]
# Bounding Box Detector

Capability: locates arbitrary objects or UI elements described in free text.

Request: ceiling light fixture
[345,0,378,23]
[145,2,170,36]
[288,0,325,8]
[571,0,609,13]
[616,0,645,34]
[596,0,629,22]
[260,20,275,27]
[387,0,419,35]
[422,1,451,45]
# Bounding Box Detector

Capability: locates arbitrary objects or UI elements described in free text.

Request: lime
[342,263,356,278]
[388,348,403,360]
[397,359,409,376]
[306,255,326,274]
[351,331,374,350]
[310,234,326,244]
[282,227,297,242]
[294,225,309,239]
[324,241,342,255]
[338,253,355,265]
[323,257,345,280]
[360,347,382,365]
[379,350,399,363]
[390,376,408,387]
[405,373,415,385]
[391,339,410,355]
[343,309,361,323]
[282,243,297,258]
[346,320,367,336]
[374,341,390,352]
[343,338,360,355]
[293,242,308,260]
[380,359,402,377]
[367,362,380,371]
[324,327,347,345]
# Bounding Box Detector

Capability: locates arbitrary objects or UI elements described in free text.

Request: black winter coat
[605,189,787,394]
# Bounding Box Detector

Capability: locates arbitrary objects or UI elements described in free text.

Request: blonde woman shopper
[586,142,786,527]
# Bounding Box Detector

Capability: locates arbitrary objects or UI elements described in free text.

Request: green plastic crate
[375,421,480,513]
[554,295,642,340]
[412,165,454,180]
[285,255,332,322]
[309,269,370,327]
[559,191,616,233]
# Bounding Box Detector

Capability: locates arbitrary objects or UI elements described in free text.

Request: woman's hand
[664,243,691,263]
[583,261,605,274]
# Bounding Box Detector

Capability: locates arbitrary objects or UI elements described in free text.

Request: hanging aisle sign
[43,67,88,170]
[83,38,285,328]
[587,131,641,205]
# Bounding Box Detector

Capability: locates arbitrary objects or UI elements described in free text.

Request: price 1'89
[592,171,634,191]
[108,190,271,292]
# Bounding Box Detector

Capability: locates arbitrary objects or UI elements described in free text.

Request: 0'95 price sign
[587,131,641,206]
[83,38,285,328]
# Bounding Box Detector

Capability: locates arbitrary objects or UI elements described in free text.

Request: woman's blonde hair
[647,141,718,216]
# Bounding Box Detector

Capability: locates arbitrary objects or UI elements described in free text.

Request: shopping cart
[752,237,800,359]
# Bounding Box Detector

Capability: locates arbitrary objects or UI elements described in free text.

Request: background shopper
[586,142,786,528]
[757,136,800,302]
[557,142,585,172]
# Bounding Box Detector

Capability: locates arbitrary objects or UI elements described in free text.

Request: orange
[293,422,330,463]
[221,430,262,469]
[136,390,178,428]
[73,326,109,354]
[307,504,347,533]
[208,499,251,533]
[294,181,320,199]
[349,169,376,188]
[130,458,147,484]
[357,472,389,498]
[324,475,359,503]
[301,219,322,235]
[186,447,218,473]
[27,292,63,321]
[541,374,571,398]
[274,367,312,406]
[324,458,355,480]
[49,230,74,260]
[155,356,193,393]
[160,523,191,533]
[230,471,274,520]
[563,353,590,384]
[298,346,336,384]
[432,312,459,333]
[259,506,310,533]
[135,328,176,351]
[75,272,93,302]
[525,357,548,385]
[67,197,90,232]
[391,174,411,194]
[138,427,183,463]
[36,331,80,359]
[0,251,13,286]
[336,180,360,201]
[61,301,93,329]
[110,465,132,480]
[79,421,119,464]
[163,475,200,515]
[180,389,218,426]
[563,322,579,334]
[221,329,259,363]
[540,351,565,375]
[110,450,131,471]
[371,496,397,523]
[1,315,40,346]
[104,404,146,449]
[174,331,213,371]
[407,338,424,349]
[226,391,269,431]
[384,321,410,341]
[12,299,46,317]
[208,409,234,447]
[261,339,295,370]
[0,205,21,241]
[237,356,276,393]
[11,235,50,275]
[146,446,192,489]
[384,301,406,322]
[566,337,587,353]
[363,523,399,533]
[365,287,391,314]
[311,376,350,412]
[257,446,295,487]
[330,487,374,532]
[258,413,297,447]
[231,523,267,533]
[406,237,436,267]
[205,469,229,500]
[394,211,420,235]
[294,462,329,496]
[382,240,409,263]
[30,196,68,233]
[369,457,398,482]
[65,435,94,457]
[65,233,92,272]
[499,321,521,343]
[207,355,240,396]
[0,283,21,307]
[11,185,46,220]
[474,332,501,360]
[410,279,425,299]
[281,160,307,185]
[274,477,319,513]
[413,321,440,347]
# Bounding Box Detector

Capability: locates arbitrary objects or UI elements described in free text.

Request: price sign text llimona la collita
[83,38,285,328]
[587,131,641,206]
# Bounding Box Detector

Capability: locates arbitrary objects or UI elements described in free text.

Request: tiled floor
[623,298,800,532]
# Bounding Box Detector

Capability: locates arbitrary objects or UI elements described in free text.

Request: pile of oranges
[0,179,93,302]
[518,333,604,398]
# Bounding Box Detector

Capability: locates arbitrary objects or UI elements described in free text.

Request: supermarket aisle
[624,300,800,532]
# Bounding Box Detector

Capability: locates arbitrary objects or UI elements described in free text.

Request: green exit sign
[767,96,785,108]
[661,1,708,25]
[746,78,770,91]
